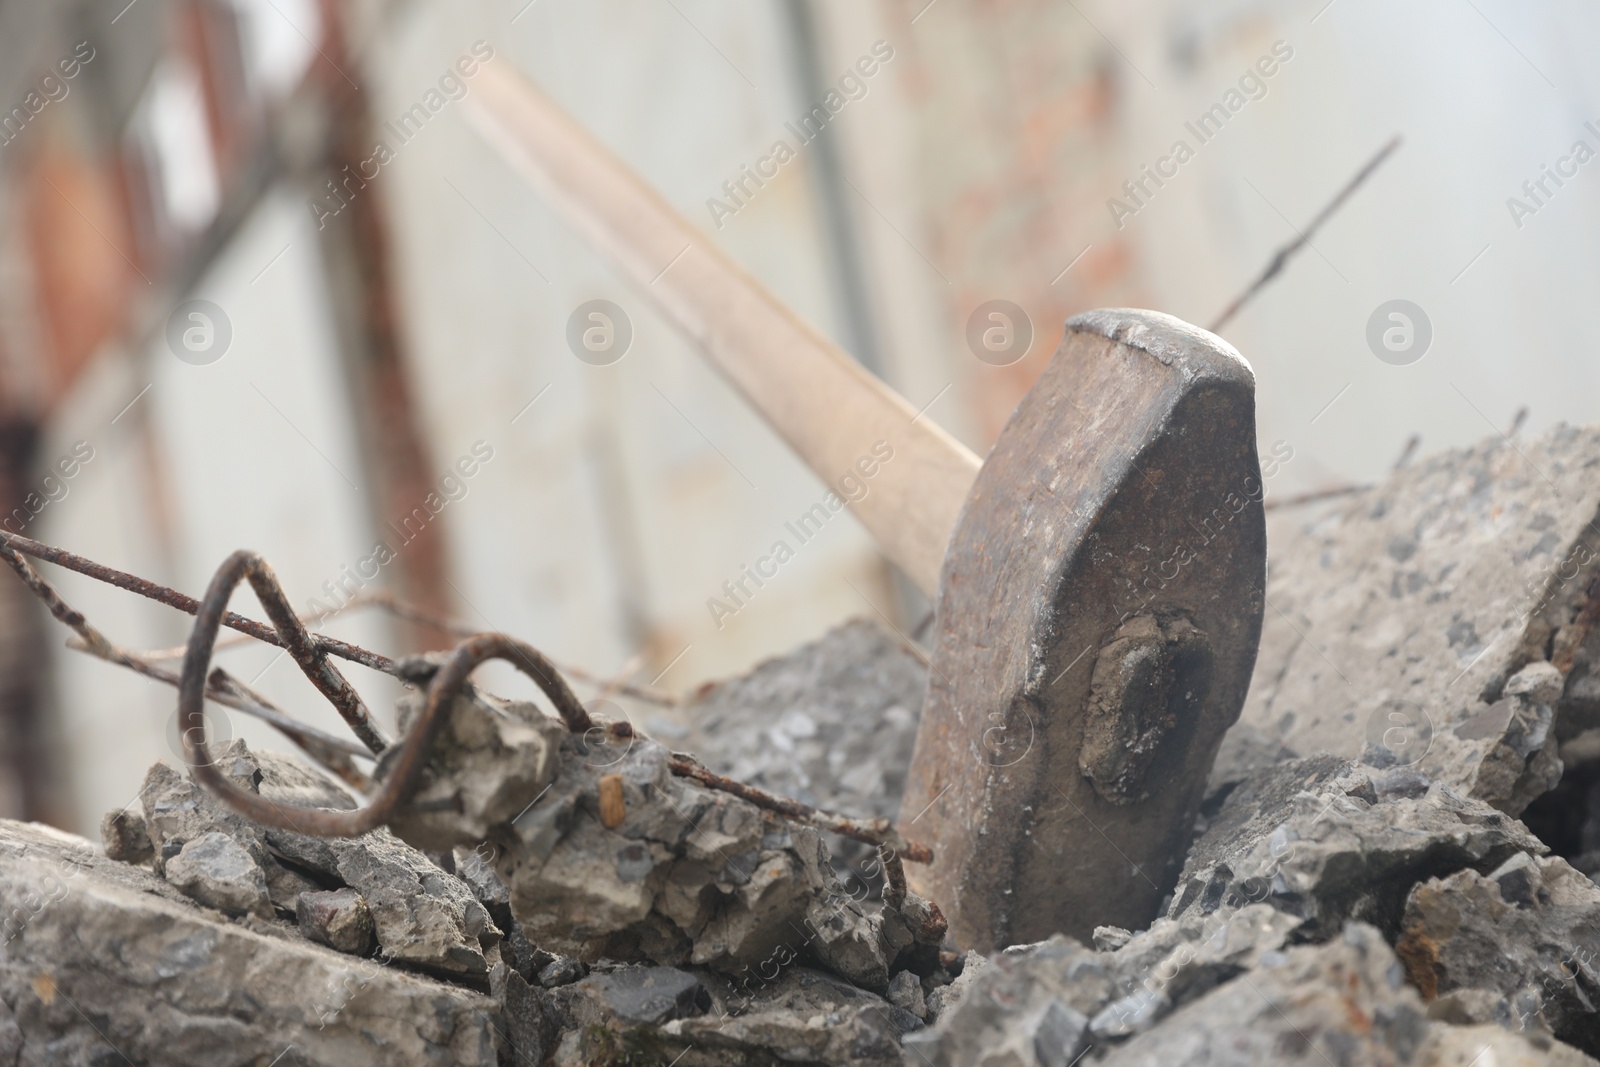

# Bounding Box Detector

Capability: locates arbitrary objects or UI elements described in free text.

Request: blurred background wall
[0,0,1595,835]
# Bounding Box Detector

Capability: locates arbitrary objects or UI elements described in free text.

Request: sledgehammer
[466,65,1266,951]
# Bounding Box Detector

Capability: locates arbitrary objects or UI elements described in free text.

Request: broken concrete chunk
[1240,425,1600,816]
[911,900,1301,1063]
[904,936,1110,1065]
[1397,853,1600,1056]
[570,965,707,1026]
[452,844,510,911]
[489,729,920,990]
[1093,925,1135,952]
[139,742,504,980]
[163,830,272,918]
[1104,902,1303,1018]
[801,890,890,990]
[538,955,587,988]
[330,828,501,978]
[0,819,499,1065]
[886,969,926,1019]
[1098,924,1428,1066]
[1169,754,1543,938]
[382,655,569,853]
[923,950,989,1025]
[1456,662,1566,816]
[1418,1023,1600,1066]
[99,807,152,864]
[683,618,924,873]
[495,969,562,1065]
[296,887,375,955]
[653,967,918,1067]
[138,758,265,873]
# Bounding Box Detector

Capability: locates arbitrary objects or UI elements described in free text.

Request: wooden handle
[466,64,979,598]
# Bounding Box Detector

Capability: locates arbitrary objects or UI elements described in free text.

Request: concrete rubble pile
[5,423,1600,1065]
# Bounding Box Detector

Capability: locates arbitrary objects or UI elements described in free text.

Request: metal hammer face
[900,309,1267,951]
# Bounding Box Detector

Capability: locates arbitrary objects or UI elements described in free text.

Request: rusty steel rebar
[1262,483,1371,511]
[348,589,681,707]
[108,584,682,707]
[178,560,594,836]
[1210,135,1402,333]
[668,752,933,865]
[4,533,932,864]
[0,538,370,786]
[0,532,398,676]
[184,552,390,755]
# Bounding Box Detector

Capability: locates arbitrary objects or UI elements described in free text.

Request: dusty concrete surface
[0,819,501,1066]
[684,618,926,878]
[1398,852,1600,1056]
[1238,424,1600,811]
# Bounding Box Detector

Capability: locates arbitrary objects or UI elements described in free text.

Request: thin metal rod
[179,558,593,836]
[135,587,682,707]
[0,539,367,785]
[668,751,933,864]
[0,532,398,677]
[1263,483,1370,511]
[351,589,682,706]
[204,552,389,754]
[1210,135,1401,332]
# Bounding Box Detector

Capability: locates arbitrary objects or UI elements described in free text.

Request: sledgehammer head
[900,309,1267,951]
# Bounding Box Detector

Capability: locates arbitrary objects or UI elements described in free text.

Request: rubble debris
[1240,424,1600,815]
[66,705,951,1063]
[492,961,921,1067]
[11,426,1600,1064]
[907,903,1300,1061]
[1098,924,1423,1065]
[1168,753,1544,938]
[137,741,504,980]
[98,806,153,864]
[885,968,927,1020]
[568,965,709,1026]
[1398,852,1600,1055]
[660,967,918,1067]
[163,830,273,918]
[482,725,944,990]
[1421,1025,1600,1067]
[903,937,1107,1065]
[913,920,1589,1067]
[906,742,1592,1066]
[684,618,925,874]
[382,653,570,853]
[924,949,988,1024]
[307,822,502,978]
[296,887,376,954]
[1103,902,1303,1022]
[0,819,500,1066]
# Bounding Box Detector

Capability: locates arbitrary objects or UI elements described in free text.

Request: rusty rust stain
[599,774,626,829]
[1393,925,1442,1001]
